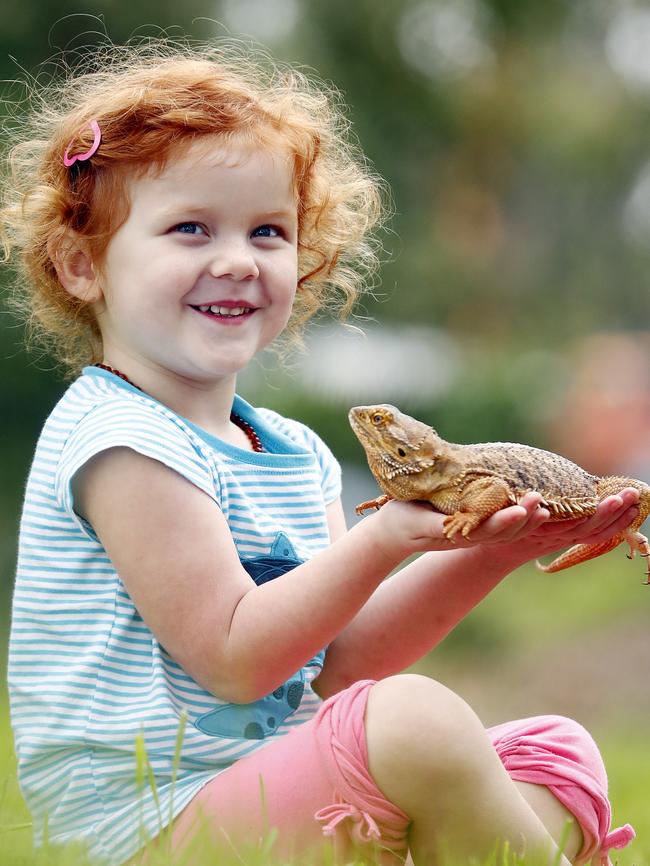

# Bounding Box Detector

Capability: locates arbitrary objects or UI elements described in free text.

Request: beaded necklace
[93,363,265,453]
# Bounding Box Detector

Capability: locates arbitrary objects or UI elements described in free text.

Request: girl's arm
[74,447,639,704]
[313,491,640,697]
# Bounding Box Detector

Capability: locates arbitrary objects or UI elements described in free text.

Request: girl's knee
[364,675,540,829]
[365,674,488,781]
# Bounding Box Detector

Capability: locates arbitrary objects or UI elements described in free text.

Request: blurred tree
[270,0,650,345]
[3,0,650,581]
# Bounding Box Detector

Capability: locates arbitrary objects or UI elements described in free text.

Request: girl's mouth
[190,304,256,319]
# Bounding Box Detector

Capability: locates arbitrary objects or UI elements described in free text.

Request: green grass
[0,695,647,866]
[599,730,650,865]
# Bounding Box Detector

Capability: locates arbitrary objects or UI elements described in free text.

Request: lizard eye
[372,413,384,424]
[397,447,406,457]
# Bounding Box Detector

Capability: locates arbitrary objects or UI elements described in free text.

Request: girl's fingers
[528,495,639,549]
[575,505,639,545]
[402,486,640,552]
[472,487,640,549]
[584,493,636,534]
[472,493,548,542]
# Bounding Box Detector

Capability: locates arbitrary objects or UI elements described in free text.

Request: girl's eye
[252,224,281,239]
[173,222,206,235]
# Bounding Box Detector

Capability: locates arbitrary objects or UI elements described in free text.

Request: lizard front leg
[355,493,393,515]
[441,477,515,541]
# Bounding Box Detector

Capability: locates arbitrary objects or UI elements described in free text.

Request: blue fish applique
[194,532,323,740]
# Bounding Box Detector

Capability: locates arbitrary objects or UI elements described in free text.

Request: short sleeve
[56,397,219,531]
[256,408,343,505]
[297,424,343,505]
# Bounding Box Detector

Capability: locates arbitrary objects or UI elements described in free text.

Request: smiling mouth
[190,304,256,318]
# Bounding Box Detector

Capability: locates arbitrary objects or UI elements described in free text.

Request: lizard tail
[536,534,622,574]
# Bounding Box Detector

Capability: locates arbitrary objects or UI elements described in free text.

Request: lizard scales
[349,404,650,579]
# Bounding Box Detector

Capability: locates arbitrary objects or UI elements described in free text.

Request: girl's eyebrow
[260,208,298,221]
[156,205,297,222]
[156,204,212,219]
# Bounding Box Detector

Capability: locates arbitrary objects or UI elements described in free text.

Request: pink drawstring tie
[315,800,382,843]
[600,824,636,865]
[311,680,409,860]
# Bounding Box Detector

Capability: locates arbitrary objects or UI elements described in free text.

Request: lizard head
[348,404,443,483]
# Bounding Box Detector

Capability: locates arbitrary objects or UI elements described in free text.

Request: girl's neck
[98,358,244,443]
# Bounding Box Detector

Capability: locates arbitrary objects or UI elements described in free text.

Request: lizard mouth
[348,410,381,450]
[348,408,369,439]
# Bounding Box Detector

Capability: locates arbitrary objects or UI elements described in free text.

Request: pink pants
[169,680,634,865]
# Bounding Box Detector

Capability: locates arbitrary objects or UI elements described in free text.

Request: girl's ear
[49,231,103,304]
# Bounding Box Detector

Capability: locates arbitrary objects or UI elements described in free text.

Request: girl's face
[94,137,299,388]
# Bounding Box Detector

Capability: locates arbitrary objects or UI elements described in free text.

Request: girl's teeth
[211,305,247,316]
[195,305,250,316]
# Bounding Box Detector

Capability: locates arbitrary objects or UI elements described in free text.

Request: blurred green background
[1,1,650,862]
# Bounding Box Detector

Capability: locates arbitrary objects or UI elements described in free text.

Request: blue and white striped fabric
[8,366,342,865]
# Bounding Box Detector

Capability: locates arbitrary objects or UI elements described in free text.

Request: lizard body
[349,404,650,578]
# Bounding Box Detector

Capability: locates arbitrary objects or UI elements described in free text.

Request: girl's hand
[370,488,640,567]
[501,487,641,565]
[370,492,548,558]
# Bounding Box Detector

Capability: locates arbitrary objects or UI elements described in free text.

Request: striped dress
[8,366,342,865]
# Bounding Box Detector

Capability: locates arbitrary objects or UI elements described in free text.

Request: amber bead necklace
[93,363,264,452]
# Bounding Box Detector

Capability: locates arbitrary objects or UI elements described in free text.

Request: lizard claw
[442,511,482,541]
[355,493,392,515]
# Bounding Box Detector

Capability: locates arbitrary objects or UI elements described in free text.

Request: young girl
[3,40,637,866]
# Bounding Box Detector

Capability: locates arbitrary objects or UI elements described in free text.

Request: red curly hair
[1,39,386,375]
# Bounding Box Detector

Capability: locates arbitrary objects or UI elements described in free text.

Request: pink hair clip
[63,119,102,167]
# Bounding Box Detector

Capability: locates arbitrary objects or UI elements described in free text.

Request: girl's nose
[208,240,259,281]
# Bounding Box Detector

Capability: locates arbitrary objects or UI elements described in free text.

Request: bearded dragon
[349,404,650,579]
